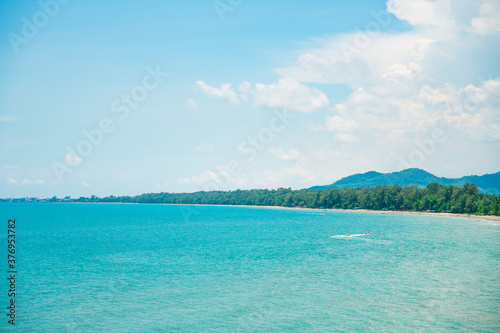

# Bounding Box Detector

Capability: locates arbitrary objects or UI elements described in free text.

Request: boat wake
[330,233,372,239]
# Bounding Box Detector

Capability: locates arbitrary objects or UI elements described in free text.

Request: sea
[1,202,499,332]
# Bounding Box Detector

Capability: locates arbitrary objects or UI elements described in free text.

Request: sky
[0,0,499,198]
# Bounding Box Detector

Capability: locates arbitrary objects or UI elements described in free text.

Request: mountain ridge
[307,168,500,195]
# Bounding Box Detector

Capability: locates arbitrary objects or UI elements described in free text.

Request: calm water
[1,203,499,332]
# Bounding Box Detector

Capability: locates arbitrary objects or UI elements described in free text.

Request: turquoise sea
[1,203,499,332]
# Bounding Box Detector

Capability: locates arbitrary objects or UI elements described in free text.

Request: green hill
[307,168,500,195]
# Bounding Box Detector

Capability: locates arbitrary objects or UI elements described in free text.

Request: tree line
[85,182,500,215]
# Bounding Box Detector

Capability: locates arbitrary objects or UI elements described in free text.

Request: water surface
[1,203,499,332]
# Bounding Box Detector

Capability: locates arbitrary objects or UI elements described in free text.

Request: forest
[83,182,500,216]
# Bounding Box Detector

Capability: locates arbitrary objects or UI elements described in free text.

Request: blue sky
[1,0,499,198]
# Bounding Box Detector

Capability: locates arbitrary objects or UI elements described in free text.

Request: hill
[307,168,500,195]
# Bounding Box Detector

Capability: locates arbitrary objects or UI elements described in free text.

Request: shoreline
[157,203,500,222]
[5,201,500,222]
[333,208,500,222]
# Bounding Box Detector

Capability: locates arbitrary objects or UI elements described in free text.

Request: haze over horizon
[1,0,499,198]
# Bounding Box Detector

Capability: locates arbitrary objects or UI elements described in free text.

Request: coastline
[159,203,500,222]
[7,201,499,222]
[332,208,500,222]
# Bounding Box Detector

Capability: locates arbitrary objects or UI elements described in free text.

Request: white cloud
[333,133,359,143]
[2,164,20,169]
[117,173,132,179]
[236,144,252,155]
[3,141,36,147]
[416,78,500,141]
[388,0,500,36]
[275,33,428,88]
[470,0,500,35]
[252,78,329,112]
[17,178,45,185]
[325,115,359,133]
[178,170,219,186]
[308,113,360,143]
[196,78,329,112]
[238,81,252,100]
[6,178,17,185]
[0,116,18,122]
[274,0,500,89]
[178,165,247,189]
[196,142,216,152]
[154,181,169,188]
[268,148,301,161]
[186,98,198,109]
[82,182,90,187]
[387,0,456,33]
[196,81,239,104]
[64,153,82,166]
[252,166,310,188]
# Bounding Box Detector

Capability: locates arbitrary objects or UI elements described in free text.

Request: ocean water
[1,203,499,332]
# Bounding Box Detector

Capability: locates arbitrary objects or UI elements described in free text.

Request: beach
[328,208,500,222]
[164,203,500,222]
